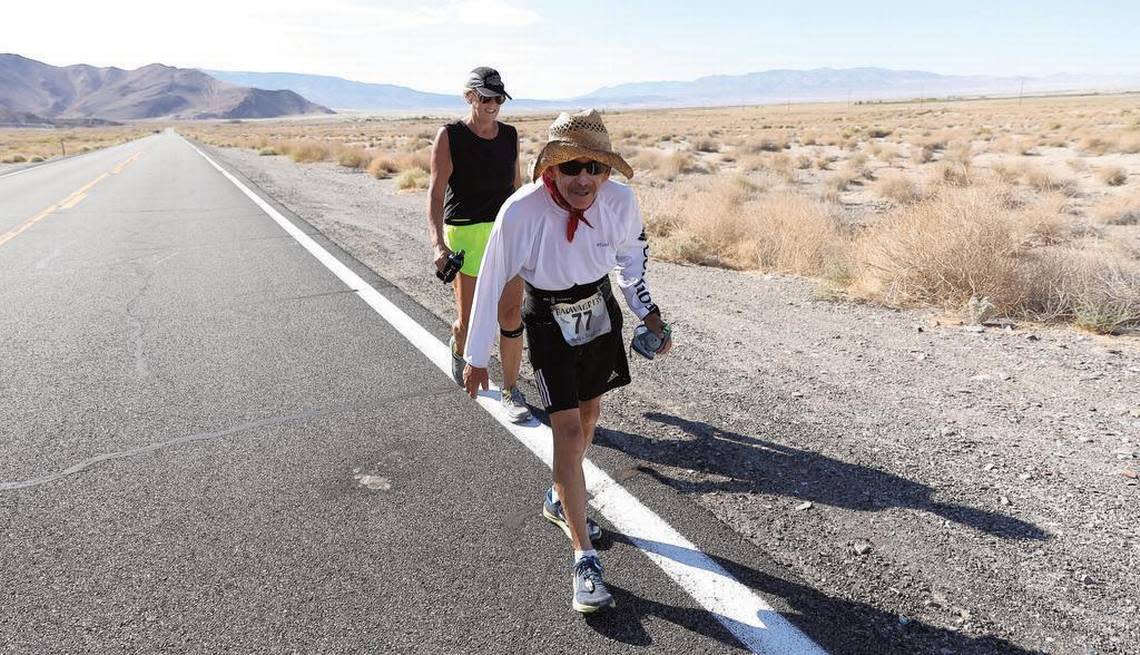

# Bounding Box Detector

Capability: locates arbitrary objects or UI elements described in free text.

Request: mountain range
[4,53,1139,123]
[210,67,1140,112]
[0,54,333,124]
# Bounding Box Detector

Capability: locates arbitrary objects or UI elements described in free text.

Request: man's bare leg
[578,396,601,456]
[550,407,591,553]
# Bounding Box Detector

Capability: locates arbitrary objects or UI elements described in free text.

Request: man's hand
[433,244,453,273]
[643,312,673,356]
[464,364,489,398]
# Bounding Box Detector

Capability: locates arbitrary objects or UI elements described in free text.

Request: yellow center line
[0,171,110,248]
[111,152,142,175]
[0,150,144,248]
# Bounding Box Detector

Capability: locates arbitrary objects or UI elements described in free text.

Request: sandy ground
[207,144,1139,655]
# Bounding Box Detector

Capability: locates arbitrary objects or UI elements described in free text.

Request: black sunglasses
[557,160,610,176]
[478,94,506,105]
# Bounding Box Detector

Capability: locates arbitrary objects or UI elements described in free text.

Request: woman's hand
[433,244,453,273]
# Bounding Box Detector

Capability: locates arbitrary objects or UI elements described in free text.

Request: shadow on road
[590,532,1044,655]
[596,412,1047,541]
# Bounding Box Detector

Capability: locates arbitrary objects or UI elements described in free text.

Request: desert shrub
[287,141,329,163]
[768,153,797,183]
[30,156,44,162]
[337,148,371,169]
[840,158,873,182]
[1066,158,1088,173]
[1072,263,1140,333]
[661,151,699,179]
[869,143,900,163]
[991,161,1020,185]
[367,156,399,179]
[910,144,935,165]
[1016,193,1075,246]
[630,148,663,173]
[395,168,429,190]
[824,171,856,193]
[743,137,787,153]
[874,172,922,204]
[258,147,278,156]
[854,187,1028,309]
[1079,136,1114,155]
[1098,166,1127,186]
[1024,167,1078,196]
[1091,193,1140,225]
[396,149,432,174]
[642,184,844,274]
[695,139,720,153]
[933,161,973,187]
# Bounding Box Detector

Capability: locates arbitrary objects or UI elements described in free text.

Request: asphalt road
[0,132,831,653]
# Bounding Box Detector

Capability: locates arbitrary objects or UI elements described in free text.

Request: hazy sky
[4,0,1137,98]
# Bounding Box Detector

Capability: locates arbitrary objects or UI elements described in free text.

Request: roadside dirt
[209,145,1139,655]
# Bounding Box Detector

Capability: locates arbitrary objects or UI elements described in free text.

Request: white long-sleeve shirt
[464,179,659,368]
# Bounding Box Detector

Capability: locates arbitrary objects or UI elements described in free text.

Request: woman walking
[427,66,531,422]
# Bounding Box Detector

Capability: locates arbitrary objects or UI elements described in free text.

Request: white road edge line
[187,137,827,655]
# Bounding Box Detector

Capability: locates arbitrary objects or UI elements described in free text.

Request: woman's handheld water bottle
[436,249,465,283]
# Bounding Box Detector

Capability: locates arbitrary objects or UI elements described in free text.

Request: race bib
[551,292,612,346]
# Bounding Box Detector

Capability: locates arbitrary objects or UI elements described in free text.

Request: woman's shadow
[596,412,1046,541]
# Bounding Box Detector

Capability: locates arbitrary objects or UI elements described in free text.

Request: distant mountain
[0,54,334,120]
[573,68,1140,107]
[206,70,462,111]
[206,69,567,112]
[212,66,1140,112]
[0,104,121,128]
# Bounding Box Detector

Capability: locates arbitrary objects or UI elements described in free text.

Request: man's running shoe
[543,487,602,543]
[449,335,464,387]
[500,386,533,423]
[572,555,615,613]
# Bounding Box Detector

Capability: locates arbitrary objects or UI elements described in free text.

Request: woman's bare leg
[498,275,525,388]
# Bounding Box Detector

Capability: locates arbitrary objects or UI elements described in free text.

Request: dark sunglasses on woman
[557,160,611,176]
[479,95,506,105]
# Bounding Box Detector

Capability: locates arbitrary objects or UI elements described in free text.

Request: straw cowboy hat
[530,109,634,182]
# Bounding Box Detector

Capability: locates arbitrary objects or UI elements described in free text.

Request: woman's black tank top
[443,120,517,226]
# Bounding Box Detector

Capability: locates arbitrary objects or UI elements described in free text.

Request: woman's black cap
[465,66,512,100]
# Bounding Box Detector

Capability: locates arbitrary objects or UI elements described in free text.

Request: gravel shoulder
[208,145,1139,655]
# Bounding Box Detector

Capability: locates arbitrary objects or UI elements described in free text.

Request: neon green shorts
[444,222,494,278]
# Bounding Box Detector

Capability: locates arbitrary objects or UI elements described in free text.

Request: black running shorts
[522,278,632,413]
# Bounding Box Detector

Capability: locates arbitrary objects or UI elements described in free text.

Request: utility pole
[60,139,66,157]
[1018,78,1025,106]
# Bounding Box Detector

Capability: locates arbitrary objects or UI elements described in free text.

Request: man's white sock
[550,485,560,503]
[574,549,598,564]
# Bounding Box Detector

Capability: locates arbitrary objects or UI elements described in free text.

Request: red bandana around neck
[541,169,593,242]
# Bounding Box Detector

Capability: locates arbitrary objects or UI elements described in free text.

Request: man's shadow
[596,412,1046,540]
[583,532,1043,654]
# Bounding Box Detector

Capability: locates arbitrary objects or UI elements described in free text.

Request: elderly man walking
[463,109,671,613]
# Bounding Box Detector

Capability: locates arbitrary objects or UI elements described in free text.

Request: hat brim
[530,141,634,182]
[471,86,512,100]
